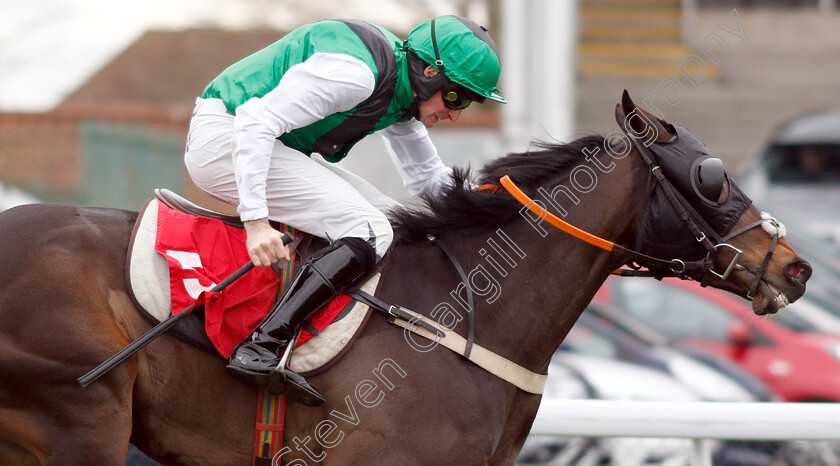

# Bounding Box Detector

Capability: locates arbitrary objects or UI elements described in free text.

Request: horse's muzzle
[785,257,812,287]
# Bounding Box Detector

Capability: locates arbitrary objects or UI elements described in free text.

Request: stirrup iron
[272,328,301,380]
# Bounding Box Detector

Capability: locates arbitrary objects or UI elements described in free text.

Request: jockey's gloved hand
[244,219,291,267]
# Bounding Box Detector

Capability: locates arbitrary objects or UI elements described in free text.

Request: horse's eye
[691,157,727,205]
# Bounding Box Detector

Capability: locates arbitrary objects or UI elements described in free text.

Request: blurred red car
[594,276,840,402]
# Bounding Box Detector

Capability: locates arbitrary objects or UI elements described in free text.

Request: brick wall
[0,104,235,213]
[0,112,80,197]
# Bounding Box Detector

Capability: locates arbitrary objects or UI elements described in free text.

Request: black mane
[388,135,607,242]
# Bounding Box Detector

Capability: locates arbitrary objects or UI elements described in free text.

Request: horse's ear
[614,89,674,144]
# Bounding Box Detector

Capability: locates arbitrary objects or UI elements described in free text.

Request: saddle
[127,190,549,394]
[126,190,377,375]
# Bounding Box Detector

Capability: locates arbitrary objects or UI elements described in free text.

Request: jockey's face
[416,66,463,128]
[418,90,463,128]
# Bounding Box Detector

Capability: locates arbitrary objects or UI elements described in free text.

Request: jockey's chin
[419,110,461,128]
[417,92,462,128]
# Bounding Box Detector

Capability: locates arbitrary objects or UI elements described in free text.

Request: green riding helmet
[406,15,506,104]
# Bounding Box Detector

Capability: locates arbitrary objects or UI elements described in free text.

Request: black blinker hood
[635,125,752,261]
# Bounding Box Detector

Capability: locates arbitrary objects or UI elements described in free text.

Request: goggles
[429,18,484,111]
[442,82,473,110]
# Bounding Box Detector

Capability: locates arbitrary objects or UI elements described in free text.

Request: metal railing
[530,399,840,466]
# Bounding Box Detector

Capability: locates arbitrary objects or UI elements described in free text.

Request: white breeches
[184,98,397,259]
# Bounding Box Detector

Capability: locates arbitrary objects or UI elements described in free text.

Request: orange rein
[475,176,627,274]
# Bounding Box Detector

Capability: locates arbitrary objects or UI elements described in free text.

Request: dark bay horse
[0,93,811,465]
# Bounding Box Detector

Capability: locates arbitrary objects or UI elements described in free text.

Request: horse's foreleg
[0,205,143,465]
[0,370,136,466]
[0,438,40,466]
[0,293,140,465]
[39,424,133,466]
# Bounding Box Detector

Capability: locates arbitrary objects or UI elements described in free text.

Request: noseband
[723,212,785,300]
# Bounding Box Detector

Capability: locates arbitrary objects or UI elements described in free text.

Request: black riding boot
[227,238,374,406]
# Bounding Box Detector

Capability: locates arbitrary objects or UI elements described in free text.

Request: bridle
[478,133,784,300]
[625,133,784,296]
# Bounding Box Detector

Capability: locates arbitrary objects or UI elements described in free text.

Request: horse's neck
[452,152,649,374]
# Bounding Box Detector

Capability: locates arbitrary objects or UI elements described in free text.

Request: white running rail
[531,399,840,466]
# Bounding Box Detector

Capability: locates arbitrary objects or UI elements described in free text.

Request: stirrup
[275,328,300,374]
[264,328,298,395]
[266,329,325,406]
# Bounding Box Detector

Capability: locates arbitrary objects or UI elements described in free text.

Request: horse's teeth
[776,292,789,309]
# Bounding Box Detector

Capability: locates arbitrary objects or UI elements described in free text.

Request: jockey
[184,15,505,406]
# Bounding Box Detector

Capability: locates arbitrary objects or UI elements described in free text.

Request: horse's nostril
[785,259,812,284]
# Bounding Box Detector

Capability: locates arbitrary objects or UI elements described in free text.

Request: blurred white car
[738,111,840,244]
[518,330,830,465]
[518,354,702,466]
[563,306,769,402]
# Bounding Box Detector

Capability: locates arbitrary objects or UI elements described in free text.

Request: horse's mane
[389,135,607,242]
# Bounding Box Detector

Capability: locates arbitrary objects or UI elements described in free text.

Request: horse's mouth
[751,279,790,316]
[723,266,799,316]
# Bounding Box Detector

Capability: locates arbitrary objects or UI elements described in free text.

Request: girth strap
[388,307,547,395]
[430,237,476,358]
[348,236,477,358]
[346,238,547,394]
[347,289,445,338]
[349,290,547,394]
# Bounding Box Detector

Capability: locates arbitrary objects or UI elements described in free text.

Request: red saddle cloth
[153,203,350,357]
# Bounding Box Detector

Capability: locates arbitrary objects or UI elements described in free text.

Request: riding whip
[78,232,294,388]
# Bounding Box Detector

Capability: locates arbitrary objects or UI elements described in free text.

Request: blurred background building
[1,0,839,212]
